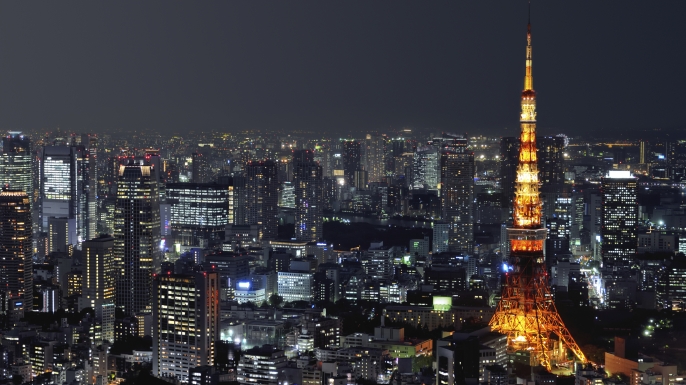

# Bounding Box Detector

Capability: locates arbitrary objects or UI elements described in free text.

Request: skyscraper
[81,235,116,343]
[293,150,323,242]
[0,132,33,199]
[412,146,439,190]
[153,272,219,382]
[0,190,33,315]
[499,137,519,211]
[537,136,565,188]
[114,160,161,315]
[83,134,98,241]
[440,142,474,255]
[343,140,362,187]
[365,134,386,183]
[601,170,638,272]
[242,161,279,241]
[41,144,96,245]
[192,152,211,183]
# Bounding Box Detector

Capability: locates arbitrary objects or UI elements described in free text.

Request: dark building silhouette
[242,161,279,241]
[440,141,474,255]
[192,152,211,183]
[499,137,519,211]
[537,136,565,187]
[292,150,323,242]
[343,141,361,187]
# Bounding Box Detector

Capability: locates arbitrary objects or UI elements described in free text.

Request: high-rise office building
[41,145,96,245]
[0,190,33,315]
[639,140,647,165]
[293,150,323,242]
[542,184,573,264]
[82,134,98,241]
[153,272,219,383]
[48,216,76,255]
[192,152,211,183]
[242,161,279,241]
[166,183,234,247]
[432,222,450,253]
[537,136,565,188]
[0,132,33,199]
[601,171,638,271]
[412,146,439,190]
[387,138,406,175]
[114,160,161,315]
[499,137,519,211]
[80,235,116,343]
[365,134,386,183]
[343,141,362,187]
[440,145,474,255]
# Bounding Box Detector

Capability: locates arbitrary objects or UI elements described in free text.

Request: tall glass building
[41,144,96,245]
[0,132,32,199]
[412,146,439,190]
[166,182,233,247]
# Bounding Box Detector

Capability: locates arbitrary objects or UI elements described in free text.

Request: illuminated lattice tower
[488,16,587,370]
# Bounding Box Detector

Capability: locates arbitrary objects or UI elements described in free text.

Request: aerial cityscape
[0,2,685,385]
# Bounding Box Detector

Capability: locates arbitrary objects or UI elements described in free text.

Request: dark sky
[0,1,684,137]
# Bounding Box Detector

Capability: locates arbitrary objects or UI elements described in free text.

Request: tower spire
[524,1,533,92]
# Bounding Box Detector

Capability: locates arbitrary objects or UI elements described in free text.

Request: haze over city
[0,1,683,136]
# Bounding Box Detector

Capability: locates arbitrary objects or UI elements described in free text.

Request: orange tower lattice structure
[488,12,587,371]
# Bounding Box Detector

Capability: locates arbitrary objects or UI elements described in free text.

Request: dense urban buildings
[0,4,682,385]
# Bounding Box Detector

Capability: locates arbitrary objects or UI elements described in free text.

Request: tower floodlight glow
[488,10,587,370]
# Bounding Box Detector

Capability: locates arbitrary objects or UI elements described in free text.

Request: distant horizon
[11,125,686,143]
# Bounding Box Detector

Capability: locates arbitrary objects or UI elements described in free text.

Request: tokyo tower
[488,7,587,371]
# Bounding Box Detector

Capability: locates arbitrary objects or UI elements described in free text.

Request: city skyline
[0,3,685,385]
[0,1,682,136]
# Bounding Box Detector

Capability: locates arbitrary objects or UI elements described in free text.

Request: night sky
[0,1,683,137]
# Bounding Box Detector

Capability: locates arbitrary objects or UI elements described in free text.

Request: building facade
[601,171,638,272]
[0,190,33,315]
[114,160,161,315]
[153,272,219,383]
[440,148,474,255]
[293,150,323,242]
[166,182,233,247]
